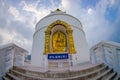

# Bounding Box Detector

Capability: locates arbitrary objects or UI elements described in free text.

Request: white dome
[34,10,83,37]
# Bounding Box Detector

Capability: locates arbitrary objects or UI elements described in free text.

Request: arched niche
[44,20,76,54]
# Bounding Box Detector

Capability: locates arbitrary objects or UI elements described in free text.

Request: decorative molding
[44,20,76,54]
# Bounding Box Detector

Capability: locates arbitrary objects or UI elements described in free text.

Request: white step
[91,69,111,80]
[12,70,49,80]
[106,72,116,80]
[113,74,120,80]
[10,66,107,80]
[7,73,21,80]
[62,65,107,79]
[3,76,10,80]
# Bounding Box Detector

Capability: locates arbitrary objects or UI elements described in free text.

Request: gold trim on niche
[44,20,76,54]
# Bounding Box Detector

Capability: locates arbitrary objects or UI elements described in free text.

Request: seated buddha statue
[52,31,67,52]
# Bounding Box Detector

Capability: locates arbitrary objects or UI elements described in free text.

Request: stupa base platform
[4,62,120,80]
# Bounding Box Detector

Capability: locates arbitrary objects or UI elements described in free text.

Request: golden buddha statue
[52,31,67,52]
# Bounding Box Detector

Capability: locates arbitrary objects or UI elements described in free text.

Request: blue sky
[0,0,120,52]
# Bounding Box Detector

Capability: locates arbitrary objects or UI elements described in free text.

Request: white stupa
[31,9,90,69]
[4,9,120,80]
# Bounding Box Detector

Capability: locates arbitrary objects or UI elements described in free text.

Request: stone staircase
[3,63,120,80]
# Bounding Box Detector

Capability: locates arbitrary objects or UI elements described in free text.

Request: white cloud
[61,0,71,9]
[9,6,19,18]
[87,8,94,15]
[0,0,6,7]
[8,6,23,21]
[0,28,32,52]
[0,1,34,52]
[60,0,115,47]
[60,0,82,13]
[19,1,50,23]
[110,0,115,7]
[0,29,13,43]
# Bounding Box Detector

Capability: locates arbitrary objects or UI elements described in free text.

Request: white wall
[72,26,89,65]
[31,28,46,67]
[0,43,28,78]
[90,41,120,74]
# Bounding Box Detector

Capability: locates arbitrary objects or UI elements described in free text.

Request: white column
[44,55,48,72]
[69,54,72,71]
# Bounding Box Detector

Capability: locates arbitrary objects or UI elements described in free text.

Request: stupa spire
[55,8,61,12]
